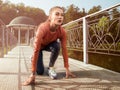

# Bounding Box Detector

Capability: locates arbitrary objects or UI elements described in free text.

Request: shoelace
[50,69,56,74]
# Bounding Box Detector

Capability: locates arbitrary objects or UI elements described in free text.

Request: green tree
[0,0,3,6]
[87,5,109,24]
[0,1,17,24]
[16,3,26,16]
[88,5,101,14]
[64,4,86,24]
[0,1,47,25]
[111,8,120,19]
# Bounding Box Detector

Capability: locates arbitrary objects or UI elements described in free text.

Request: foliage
[64,4,87,24]
[111,8,120,19]
[0,0,106,25]
[97,16,109,31]
[0,0,47,25]
[87,5,109,25]
[88,5,101,14]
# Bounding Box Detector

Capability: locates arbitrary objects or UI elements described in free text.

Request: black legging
[36,41,60,75]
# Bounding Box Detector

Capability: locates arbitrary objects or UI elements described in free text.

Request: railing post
[1,25,5,57]
[18,27,21,45]
[10,27,13,50]
[6,28,8,54]
[83,17,88,64]
[27,27,30,45]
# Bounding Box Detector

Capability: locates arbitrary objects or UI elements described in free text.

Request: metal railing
[63,3,120,64]
[0,19,17,57]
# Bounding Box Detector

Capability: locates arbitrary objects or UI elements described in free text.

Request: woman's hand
[65,68,76,78]
[22,73,35,86]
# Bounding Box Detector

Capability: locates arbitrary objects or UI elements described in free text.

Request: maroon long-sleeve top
[31,21,69,72]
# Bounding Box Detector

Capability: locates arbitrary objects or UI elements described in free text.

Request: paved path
[0,46,120,90]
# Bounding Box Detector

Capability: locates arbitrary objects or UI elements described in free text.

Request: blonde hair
[49,6,64,15]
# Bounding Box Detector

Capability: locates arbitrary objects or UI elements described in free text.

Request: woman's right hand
[22,74,35,86]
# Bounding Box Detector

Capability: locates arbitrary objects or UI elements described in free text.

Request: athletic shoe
[48,67,57,79]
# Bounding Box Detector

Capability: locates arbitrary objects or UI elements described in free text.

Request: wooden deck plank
[0,46,120,90]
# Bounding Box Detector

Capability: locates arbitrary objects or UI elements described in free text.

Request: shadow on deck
[0,46,120,90]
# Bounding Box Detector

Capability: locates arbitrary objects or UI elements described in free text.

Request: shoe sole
[49,73,57,79]
[50,75,57,79]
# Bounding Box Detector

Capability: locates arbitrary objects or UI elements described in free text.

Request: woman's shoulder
[59,26,66,34]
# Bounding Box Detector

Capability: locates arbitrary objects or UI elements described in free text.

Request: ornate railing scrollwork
[63,3,120,57]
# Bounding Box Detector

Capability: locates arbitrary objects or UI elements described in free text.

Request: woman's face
[49,8,64,26]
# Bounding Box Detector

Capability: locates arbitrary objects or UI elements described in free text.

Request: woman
[22,6,76,86]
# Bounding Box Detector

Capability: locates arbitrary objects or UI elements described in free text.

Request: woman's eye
[55,13,59,16]
[61,13,64,17]
[55,12,64,17]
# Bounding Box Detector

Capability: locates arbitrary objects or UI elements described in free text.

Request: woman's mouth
[58,20,62,23]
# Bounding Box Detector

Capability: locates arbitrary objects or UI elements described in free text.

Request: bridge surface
[0,46,120,90]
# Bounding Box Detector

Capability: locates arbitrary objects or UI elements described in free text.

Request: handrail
[63,3,120,27]
[63,3,120,64]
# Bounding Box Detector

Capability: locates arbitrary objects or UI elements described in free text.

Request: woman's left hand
[65,68,76,78]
